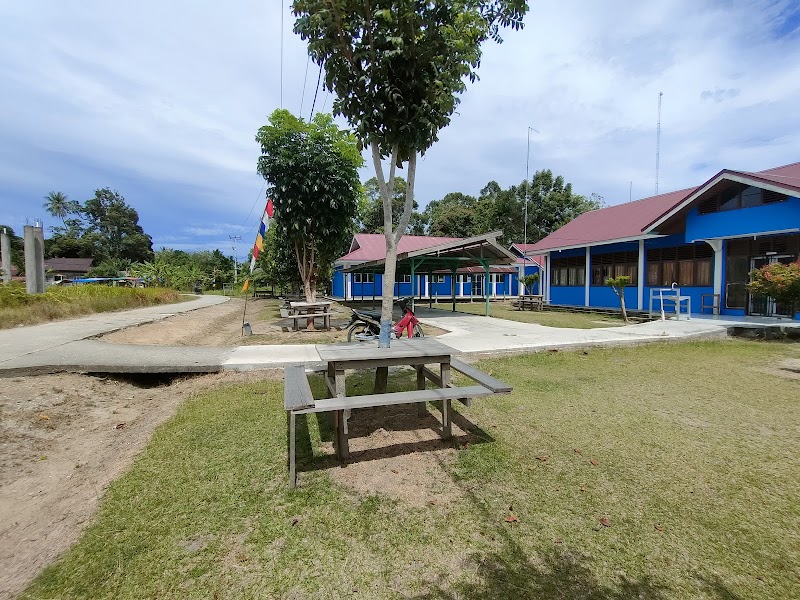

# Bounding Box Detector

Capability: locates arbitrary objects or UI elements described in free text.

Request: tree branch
[394,151,417,245]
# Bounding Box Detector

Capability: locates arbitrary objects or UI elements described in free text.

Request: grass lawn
[0,283,184,329]
[23,340,800,599]
[430,300,624,328]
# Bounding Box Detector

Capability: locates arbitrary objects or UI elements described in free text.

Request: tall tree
[294,0,527,345]
[82,188,154,263]
[256,110,362,303]
[425,192,480,237]
[43,191,79,227]
[524,169,601,243]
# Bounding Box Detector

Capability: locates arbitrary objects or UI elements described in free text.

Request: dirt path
[0,295,293,599]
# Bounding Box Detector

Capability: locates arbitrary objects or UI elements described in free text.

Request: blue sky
[1,0,799,262]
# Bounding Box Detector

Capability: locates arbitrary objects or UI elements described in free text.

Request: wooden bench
[283,360,511,488]
[516,295,544,311]
[281,311,336,331]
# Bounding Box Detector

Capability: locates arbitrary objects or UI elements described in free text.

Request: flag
[242,198,274,292]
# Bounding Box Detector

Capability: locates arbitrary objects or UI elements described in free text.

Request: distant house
[43,257,93,284]
[523,161,800,318]
[331,233,539,300]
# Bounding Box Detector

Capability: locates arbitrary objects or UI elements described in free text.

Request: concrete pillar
[637,239,645,310]
[24,225,45,294]
[584,247,591,306]
[706,239,724,301]
[544,253,551,303]
[1,228,11,284]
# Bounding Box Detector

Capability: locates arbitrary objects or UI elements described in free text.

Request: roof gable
[43,257,94,272]
[338,233,461,262]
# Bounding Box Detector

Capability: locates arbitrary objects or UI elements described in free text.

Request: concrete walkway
[0,294,767,376]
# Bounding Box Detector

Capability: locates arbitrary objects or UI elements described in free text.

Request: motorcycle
[346,297,425,342]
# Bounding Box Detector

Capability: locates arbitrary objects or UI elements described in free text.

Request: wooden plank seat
[284,363,507,488]
[294,383,495,414]
[284,366,315,487]
[450,358,513,393]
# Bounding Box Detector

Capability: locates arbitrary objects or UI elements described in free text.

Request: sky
[1,0,799,262]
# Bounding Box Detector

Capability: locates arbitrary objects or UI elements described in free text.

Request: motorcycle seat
[354,309,382,321]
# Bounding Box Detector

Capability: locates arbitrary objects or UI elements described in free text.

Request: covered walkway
[342,231,518,316]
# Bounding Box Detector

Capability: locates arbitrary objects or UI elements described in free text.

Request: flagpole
[240,198,274,336]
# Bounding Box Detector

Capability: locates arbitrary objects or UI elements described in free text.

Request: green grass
[0,283,184,329]
[22,340,800,599]
[430,300,624,328]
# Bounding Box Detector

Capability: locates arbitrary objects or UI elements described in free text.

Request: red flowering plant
[747,259,800,317]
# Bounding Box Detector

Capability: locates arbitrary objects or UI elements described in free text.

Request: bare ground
[0,297,452,598]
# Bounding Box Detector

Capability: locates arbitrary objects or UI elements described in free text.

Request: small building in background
[331,233,540,301]
[43,257,94,285]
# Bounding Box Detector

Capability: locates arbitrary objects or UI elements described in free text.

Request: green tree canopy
[256,109,363,302]
[425,192,480,237]
[44,188,154,264]
[293,0,527,342]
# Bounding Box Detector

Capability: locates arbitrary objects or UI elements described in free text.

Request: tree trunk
[619,291,630,323]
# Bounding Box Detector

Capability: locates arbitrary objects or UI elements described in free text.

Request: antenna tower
[655,91,663,195]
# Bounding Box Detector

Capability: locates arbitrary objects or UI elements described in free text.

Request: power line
[320,84,330,114]
[237,179,267,236]
[655,91,663,195]
[299,54,310,115]
[309,62,323,120]
[229,235,242,283]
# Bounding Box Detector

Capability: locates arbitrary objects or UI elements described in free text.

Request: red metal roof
[525,187,697,253]
[734,161,800,195]
[338,233,461,262]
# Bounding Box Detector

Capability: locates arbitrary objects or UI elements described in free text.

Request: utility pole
[655,91,663,195]
[525,126,539,247]
[229,235,242,284]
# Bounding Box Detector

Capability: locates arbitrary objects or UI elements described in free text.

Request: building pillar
[346,272,352,300]
[424,274,429,299]
[584,247,590,307]
[544,253,551,303]
[1,228,11,284]
[491,273,497,298]
[637,239,645,310]
[24,225,45,294]
[706,239,724,303]
[458,276,464,298]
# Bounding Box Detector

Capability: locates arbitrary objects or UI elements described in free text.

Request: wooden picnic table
[284,301,334,331]
[517,294,544,311]
[284,338,512,487]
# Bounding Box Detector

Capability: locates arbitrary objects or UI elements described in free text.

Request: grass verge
[430,300,623,328]
[22,339,800,599]
[0,283,184,329]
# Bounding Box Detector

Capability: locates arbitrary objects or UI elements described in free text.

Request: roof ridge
[756,160,800,174]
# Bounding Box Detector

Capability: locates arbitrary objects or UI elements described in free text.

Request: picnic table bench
[283,338,512,488]
[281,301,335,331]
[516,294,544,311]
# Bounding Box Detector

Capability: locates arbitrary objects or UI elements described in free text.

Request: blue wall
[685,196,800,242]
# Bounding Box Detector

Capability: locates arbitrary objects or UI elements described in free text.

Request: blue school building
[525,162,800,319]
[331,234,541,301]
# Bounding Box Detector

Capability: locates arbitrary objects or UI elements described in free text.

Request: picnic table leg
[440,361,452,440]
[335,368,350,460]
[415,365,427,416]
[374,366,388,394]
[288,411,297,489]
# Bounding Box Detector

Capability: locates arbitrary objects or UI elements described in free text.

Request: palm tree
[43,191,71,226]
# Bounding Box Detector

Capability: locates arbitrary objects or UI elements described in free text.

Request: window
[551,256,586,286]
[399,274,411,283]
[432,274,445,284]
[646,245,713,287]
[353,273,374,284]
[590,252,637,286]
[697,184,788,214]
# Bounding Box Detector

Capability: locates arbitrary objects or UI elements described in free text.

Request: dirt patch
[0,369,279,600]
[316,403,484,507]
